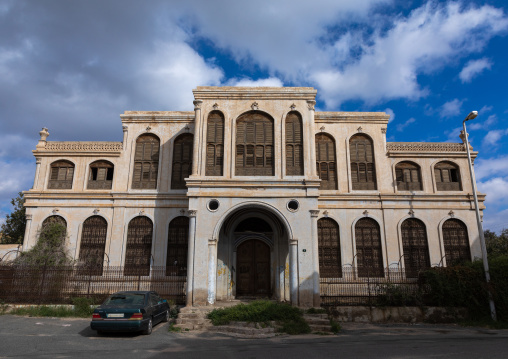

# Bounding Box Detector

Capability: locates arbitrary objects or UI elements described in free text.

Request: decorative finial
[146,126,151,132]
[320,126,325,132]
[39,128,49,141]
[52,208,59,215]
[363,210,369,216]
[213,103,219,110]
[448,210,455,218]
[357,126,363,133]
[93,209,100,215]
[323,210,329,217]
[408,209,414,217]
[290,103,296,110]
[251,102,259,110]
[139,209,145,216]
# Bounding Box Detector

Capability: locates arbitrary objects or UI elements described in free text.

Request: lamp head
[466,111,478,121]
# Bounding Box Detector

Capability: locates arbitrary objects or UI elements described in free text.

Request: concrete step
[309,324,332,332]
[179,306,213,314]
[177,312,203,319]
[208,324,276,338]
[175,318,212,326]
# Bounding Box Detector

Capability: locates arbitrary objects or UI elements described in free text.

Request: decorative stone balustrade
[44,142,123,152]
[387,142,465,152]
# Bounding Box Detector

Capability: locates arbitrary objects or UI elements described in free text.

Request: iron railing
[320,266,421,306]
[0,265,186,305]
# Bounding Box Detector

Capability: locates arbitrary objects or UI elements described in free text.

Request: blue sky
[0,0,507,232]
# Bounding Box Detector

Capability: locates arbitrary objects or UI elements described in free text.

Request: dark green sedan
[90,291,170,335]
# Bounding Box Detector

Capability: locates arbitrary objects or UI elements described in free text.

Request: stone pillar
[186,210,197,306]
[310,210,320,306]
[33,158,42,189]
[207,238,217,305]
[289,238,299,306]
[122,125,128,150]
[22,214,33,251]
[192,100,203,176]
[307,101,317,178]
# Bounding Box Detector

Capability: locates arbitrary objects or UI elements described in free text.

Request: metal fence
[0,265,186,305]
[320,267,421,306]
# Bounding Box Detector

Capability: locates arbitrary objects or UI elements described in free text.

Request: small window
[206,111,224,176]
[395,161,422,191]
[48,160,74,189]
[315,133,337,190]
[350,134,376,190]
[286,112,304,176]
[435,161,461,191]
[132,134,160,189]
[88,161,114,189]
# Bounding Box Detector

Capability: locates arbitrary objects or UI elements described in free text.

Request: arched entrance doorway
[214,205,291,303]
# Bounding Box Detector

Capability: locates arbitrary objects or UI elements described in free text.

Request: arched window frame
[434,161,462,191]
[132,134,160,189]
[285,111,304,176]
[350,134,377,190]
[400,218,430,278]
[442,218,471,266]
[205,111,224,176]
[78,215,108,275]
[354,217,384,277]
[166,216,189,276]
[42,215,67,230]
[124,216,153,276]
[87,160,114,190]
[171,133,194,189]
[235,111,274,176]
[395,161,422,191]
[48,160,75,189]
[318,217,342,278]
[315,133,337,190]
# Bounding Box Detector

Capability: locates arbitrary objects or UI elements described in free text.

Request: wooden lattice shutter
[166,216,189,276]
[350,135,377,190]
[435,162,461,191]
[315,133,337,190]
[235,112,274,176]
[124,216,153,276]
[171,134,193,189]
[443,219,471,266]
[318,218,342,278]
[395,162,422,191]
[401,218,430,277]
[286,112,304,175]
[88,161,114,190]
[355,218,384,277]
[78,216,108,275]
[132,135,160,189]
[48,161,74,189]
[206,112,224,176]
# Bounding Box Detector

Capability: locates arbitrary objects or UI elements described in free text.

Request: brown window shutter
[124,216,153,276]
[132,135,160,189]
[355,218,384,277]
[171,133,193,189]
[285,112,304,176]
[315,133,337,190]
[350,134,376,190]
[318,218,342,278]
[442,218,471,266]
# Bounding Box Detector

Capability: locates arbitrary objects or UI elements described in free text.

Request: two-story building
[22,86,484,307]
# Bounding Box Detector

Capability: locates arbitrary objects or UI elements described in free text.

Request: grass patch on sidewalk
[7,298,97,318]
[207,300,311,335]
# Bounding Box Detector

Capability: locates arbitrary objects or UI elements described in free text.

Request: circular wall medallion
[287,199,299,212]
[207,199,220,212]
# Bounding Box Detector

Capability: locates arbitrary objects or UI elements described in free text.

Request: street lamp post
[462,110,497,321]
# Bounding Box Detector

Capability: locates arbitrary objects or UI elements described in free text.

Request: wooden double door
[236,239,271,297]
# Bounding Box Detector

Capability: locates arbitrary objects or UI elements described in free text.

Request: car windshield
[103,293,145,305]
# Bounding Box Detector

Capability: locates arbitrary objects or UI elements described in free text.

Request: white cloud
[459,58,492,83]
[475,155,508,180]
[311,2,508,108]
[469,114,497,130]
[396,117,416,132]
[483,208,508,233]
[440,98,463,118]
[482,128,508,147]
[0,160,34,205]
[227,77,284,87]
[478,177,508,204]
[384,108,395,123]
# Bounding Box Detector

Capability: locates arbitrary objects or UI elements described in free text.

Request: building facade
[22,87,484,307]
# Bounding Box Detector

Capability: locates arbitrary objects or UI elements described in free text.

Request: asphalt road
[0,315,507,358]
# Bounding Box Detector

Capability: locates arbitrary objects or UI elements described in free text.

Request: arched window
[401,218,430,277]
[166,216,189,276]
[171,134,193,189]
[235,111,274,176]
[435,161,461,191]
[132,134,160,189]
[42,215,67,230]
[350,134,376,190]
[396,161,422,191]
[87,161,114,189]
[286,112,304,176]
[315,133,337,190]
[78,216,108,275]
[48,160,74,189]
[443,219,471,266]
[355,218,383,277]
[206,111,224,176]
[124,216,153,276]
[318,218,342,278]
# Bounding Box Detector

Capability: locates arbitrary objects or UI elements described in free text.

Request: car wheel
[162,310,170,322]
[143,318,153,335]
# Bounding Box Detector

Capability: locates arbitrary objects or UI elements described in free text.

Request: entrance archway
[213,203,292,303]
